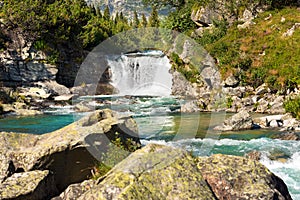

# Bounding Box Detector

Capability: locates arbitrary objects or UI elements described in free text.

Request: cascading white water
[108,51,173,96]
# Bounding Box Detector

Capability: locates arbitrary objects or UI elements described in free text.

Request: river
[0,95,299,199]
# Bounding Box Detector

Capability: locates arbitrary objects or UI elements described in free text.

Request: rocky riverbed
[0,110,294,199]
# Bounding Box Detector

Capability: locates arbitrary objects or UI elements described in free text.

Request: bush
[284,96,300,119]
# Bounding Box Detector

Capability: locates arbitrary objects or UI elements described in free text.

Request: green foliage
[170,52,200,83]
[163,5,196,33]
[92,162,111,179]
[103,5,111,20]
[203,7,300,91]
[92,134,140,179]
[141,14,148,27]
[142,0,185,9]
[284,96,300,119]
[33,40,47,51]
[0,0,147,63]
[133,10,140,28]
[148,6,160,27]
[196,20,228,46]
[227,97,233,108]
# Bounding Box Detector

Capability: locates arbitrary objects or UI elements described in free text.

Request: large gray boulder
[79,144,216,200]
[77,144,292,200]
[52,180,96,200]
[197,154,292,200]
[0,170,58,200]
[214,110,253,131]
[0,109,141,198]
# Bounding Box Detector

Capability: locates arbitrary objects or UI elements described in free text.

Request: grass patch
[203,7,300,91]
[284,96,300,119]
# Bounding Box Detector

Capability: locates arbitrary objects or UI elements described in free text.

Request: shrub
[284,96,300,119]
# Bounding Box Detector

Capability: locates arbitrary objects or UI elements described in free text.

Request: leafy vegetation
[284,96,300,119]
[204,8,300,91]
[159,0,300,91]
[0,0,299,92]
[92,134,140,179]
[0,0,159,60]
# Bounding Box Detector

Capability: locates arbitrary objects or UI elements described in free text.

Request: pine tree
[141,13,147,27]
[133,10,140,28]
[148,6,160,27]
[103,5,110,20]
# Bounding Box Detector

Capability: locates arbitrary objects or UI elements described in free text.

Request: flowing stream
[0,96,299,199]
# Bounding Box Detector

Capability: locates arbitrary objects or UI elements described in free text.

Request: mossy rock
[196,154,292,200]
[79,144,216,200]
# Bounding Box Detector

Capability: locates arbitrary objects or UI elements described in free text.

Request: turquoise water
[0,96,299,199]
[0,114,75,134]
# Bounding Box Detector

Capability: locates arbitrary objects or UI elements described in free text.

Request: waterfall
[108,51,173,96]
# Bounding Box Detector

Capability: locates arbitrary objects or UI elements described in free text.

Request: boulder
[79,144,216,200]
[191,0,235,26]
[0,155,15,183]
[237,21,256,29]
[15,109,43,116]
[269,119,283,128]
[70,84,98,96]
[181,101,201,113]
[197,154,292,200]
[269,95,285,114]
[253,114,299,129]
[52,179,96,200]
[78,144,292,200]
[272,132,300,141]
[256,98,269,113]
[171,71,198,98]
[12,102,27,110]
[96,83,118,95]
[1,104,15,113]
[54,94,74,101]
[74,101,94,112]
[214,110,253,131]
[224,75,239,87]
[0,170,58,200]
[255,83,271,95]
[245,150,262,161]
[19,87,51,99]
[0,109,141,196]
[36,80,71,96]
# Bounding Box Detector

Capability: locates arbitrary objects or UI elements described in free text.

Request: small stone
[224,75,239,88]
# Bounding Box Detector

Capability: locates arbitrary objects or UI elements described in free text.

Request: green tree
[103,5,110,20]
[141,13,148,27]
[133,10,140,28]
[142,0,185,9]
[148,6,160,27]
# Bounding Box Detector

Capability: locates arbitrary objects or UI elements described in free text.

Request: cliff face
[0,25,57,86]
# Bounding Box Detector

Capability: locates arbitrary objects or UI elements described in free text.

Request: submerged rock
[197,154,292,200]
